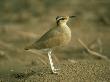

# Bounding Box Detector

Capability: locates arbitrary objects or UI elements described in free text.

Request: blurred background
[0,0,110,73]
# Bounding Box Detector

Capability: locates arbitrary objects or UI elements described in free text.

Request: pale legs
[48,49,59,74]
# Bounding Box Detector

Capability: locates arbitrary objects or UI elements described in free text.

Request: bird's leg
[48,49,59,74]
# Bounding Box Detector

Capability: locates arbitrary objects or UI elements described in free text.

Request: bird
[25,16,76,74]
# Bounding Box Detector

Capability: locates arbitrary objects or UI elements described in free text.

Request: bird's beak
[69,16,76,18]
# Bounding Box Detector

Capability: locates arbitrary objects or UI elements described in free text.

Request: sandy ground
[0,59,110,82]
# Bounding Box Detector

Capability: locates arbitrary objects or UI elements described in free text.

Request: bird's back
[31,25,71,50]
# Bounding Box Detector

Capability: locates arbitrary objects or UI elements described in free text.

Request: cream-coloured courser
[25,16,76,74]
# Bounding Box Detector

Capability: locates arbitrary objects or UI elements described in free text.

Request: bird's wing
[33,26,63,49]
[36,26,59,42]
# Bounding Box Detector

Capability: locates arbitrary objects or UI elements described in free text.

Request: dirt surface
[0,60,110,82]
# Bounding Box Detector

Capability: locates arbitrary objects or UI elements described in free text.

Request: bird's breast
[60,25,71,45]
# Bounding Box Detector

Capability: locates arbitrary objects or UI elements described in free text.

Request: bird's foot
[52,68,60,74]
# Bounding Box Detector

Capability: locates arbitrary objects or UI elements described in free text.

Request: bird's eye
[61,18,65,20]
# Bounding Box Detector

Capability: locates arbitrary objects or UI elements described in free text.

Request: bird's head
[56,16,76,25]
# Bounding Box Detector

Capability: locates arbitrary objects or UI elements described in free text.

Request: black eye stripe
[61,18,65,20]
[56,17,67,21]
